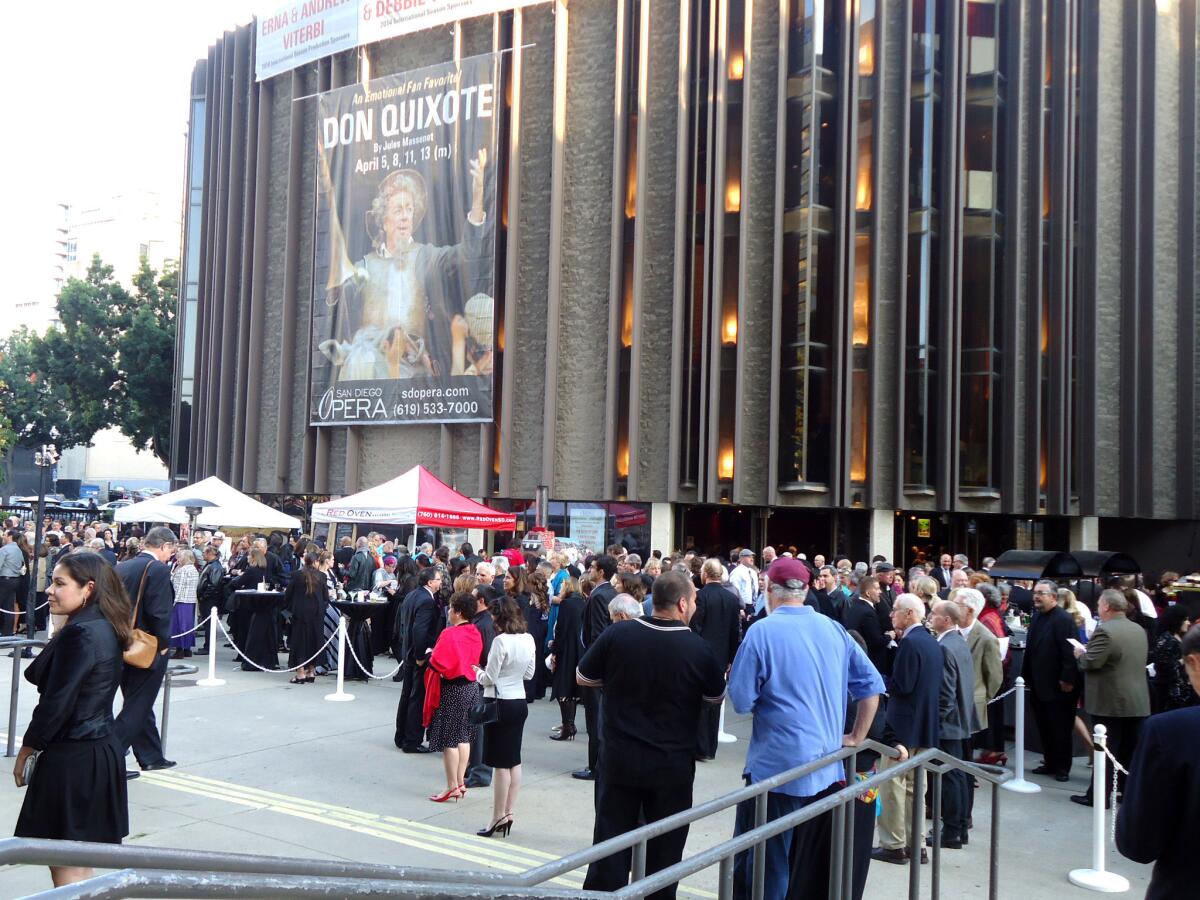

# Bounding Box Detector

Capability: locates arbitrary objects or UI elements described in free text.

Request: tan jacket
[1078,615,1151,718]
[965,622,1004,730]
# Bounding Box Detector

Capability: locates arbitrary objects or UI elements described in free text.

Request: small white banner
[256,0,360,81]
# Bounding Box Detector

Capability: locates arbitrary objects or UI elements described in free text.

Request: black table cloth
[331,600,387,681]
[234,590,283,672]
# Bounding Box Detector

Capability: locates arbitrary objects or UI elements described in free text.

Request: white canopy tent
[113,476,302,530]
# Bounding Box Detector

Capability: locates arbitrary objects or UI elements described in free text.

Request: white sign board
[256,0,360,81]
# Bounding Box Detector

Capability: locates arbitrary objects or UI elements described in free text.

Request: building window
[850,0,877,487]
[903,0,942,489]
[779,0,841,487]
[959,0,1007,490]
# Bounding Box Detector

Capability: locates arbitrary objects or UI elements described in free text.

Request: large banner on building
[309,55,498,426]
[255,1,549,81]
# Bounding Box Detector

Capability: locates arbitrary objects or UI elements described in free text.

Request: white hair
[491,555,510,574]
[608,593,644,620]
[955,587,985,616]
[88,538,105,550]
[894,593,925,617]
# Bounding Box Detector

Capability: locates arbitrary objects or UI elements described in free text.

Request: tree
[115,260,177,465]
[0,255,178,477]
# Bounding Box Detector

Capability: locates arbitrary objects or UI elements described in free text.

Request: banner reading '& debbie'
[310,55,498,427]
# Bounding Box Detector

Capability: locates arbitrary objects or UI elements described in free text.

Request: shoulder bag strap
[131,562,151,626]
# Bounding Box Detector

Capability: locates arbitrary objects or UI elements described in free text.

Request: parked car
[99,500,133,511]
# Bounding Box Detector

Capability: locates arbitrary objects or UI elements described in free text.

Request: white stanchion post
[717,699,737,744]
[1001,676,1041,794]
[1068,725,1130,893]
[325,616,354,702]
[197,615,225,687]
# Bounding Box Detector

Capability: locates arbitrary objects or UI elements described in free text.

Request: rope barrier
[986,684,1019,705]
[215,618,337,674]
[342,633,402,680]
[169,611,213,641]
[0,600,51,614]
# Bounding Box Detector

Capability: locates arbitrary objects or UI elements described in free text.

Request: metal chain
[341,631,402,680]
[169,611,213,640]
[1099,741,1129,844]
[215,618,336,674]
[986,684,1019,705]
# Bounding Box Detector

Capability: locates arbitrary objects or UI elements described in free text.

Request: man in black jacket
[114,526,177,777]
[1116,624,1200,899]
[1021,579,1079,781]
[195,546,225,653]
[394,567,443,752]
[841,575,890,677]
[574,555,617,781]
[691,558,742,760]
[345,538,375,594]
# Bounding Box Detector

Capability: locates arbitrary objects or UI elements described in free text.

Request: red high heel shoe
[429,786,463,803]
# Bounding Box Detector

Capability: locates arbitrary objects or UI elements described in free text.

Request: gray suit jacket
[938,630,980,741]
[965,623,1004,730]
[1078,616,1151,718]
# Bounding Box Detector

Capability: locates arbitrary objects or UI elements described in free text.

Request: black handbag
[467,696,499,726]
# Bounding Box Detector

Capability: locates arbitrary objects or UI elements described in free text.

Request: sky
[1,1,263,307]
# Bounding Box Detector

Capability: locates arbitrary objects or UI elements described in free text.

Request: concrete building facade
[172,0,1200,572]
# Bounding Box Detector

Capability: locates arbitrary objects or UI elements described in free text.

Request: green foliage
[0,254,177,468]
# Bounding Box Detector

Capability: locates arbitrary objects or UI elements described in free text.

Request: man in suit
[574,554,618,781]
[809,567,842,620]
[88,537,118,567]
[932,554,954,591]
[691,558,742,760]
[1021,579,1079,781]
[114,526,177,777]
[1116,623,1200,899]
[394,567,443,752]
[938,567,970,602]
[955,588,1002,766]
[928,600,979,849]
[1071,589,1150,807]
[841,575,889,677]
[873,594,943,864]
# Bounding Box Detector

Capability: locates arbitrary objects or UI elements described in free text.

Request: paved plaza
[0,651,1153,898]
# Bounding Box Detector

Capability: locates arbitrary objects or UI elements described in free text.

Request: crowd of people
[6,508,1200,897]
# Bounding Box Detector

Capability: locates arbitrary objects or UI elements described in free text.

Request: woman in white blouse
[472,596,536,838]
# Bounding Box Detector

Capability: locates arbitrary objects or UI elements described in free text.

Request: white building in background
[65,190,180,286]
[1,191,181,339]
[57,428,169,497]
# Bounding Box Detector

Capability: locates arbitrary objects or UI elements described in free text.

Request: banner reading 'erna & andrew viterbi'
[309,54,498,427]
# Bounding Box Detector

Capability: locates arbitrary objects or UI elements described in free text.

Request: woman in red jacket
[423,592,483,803]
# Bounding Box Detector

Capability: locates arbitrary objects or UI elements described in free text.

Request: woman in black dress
[225,547,269,655]
[13,550,131,888]
[284,553,328,683]
[547,577,586,740]
[473,596,536,837]
[523,570,551,701]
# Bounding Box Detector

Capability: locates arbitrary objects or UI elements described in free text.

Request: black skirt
[483,698,529,769]
[427,679,479,751]
[15,736,128,843]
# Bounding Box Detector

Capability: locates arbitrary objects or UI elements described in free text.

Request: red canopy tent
[310,465,516,530]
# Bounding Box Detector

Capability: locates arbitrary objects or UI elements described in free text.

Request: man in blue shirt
[728,557,885,900]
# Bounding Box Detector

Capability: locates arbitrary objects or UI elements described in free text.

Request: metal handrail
[613,748,1013,900]
[23,869,601,900]
[0,838,511,885]
[514,738,902,887]
[4,637,48,758]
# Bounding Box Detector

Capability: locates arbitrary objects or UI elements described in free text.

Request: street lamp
[169,497,219,544]
[25,440,60,651]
